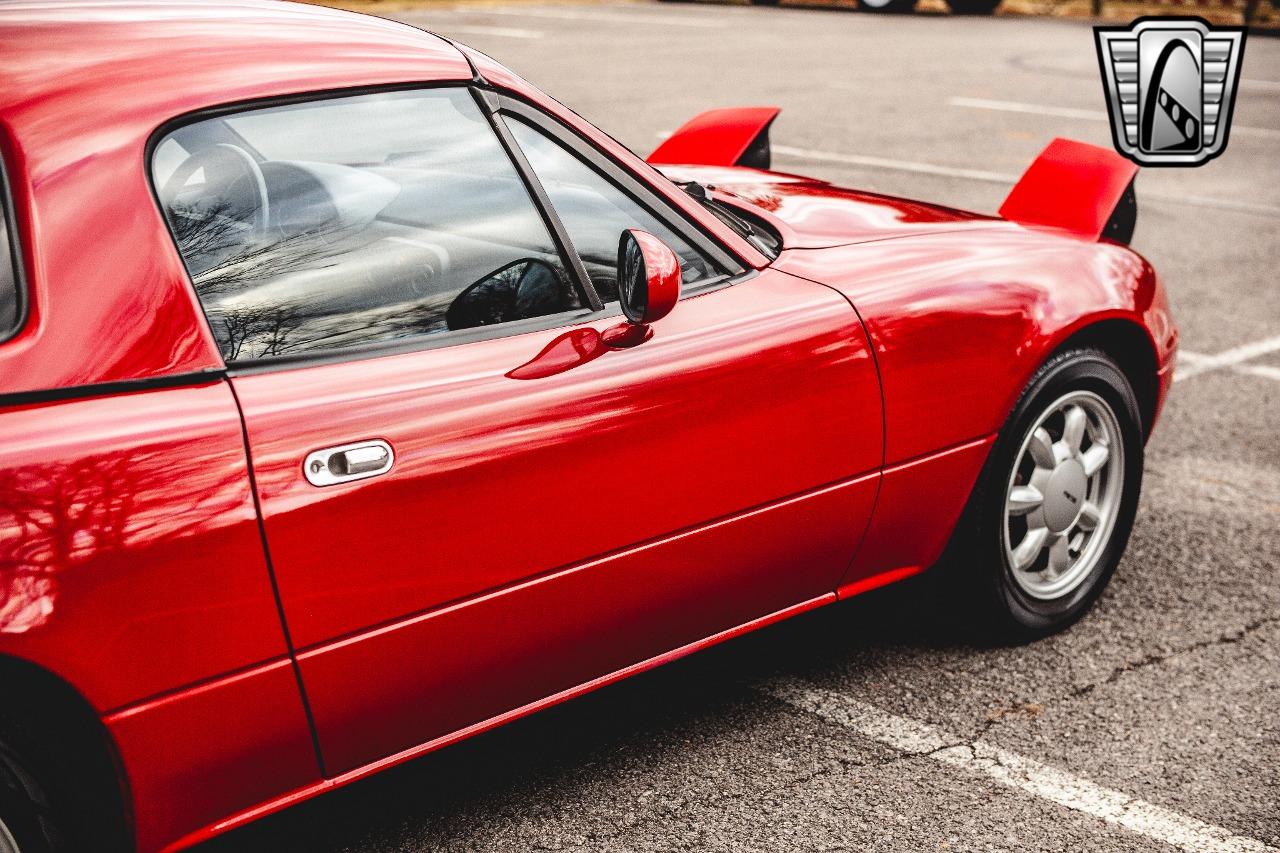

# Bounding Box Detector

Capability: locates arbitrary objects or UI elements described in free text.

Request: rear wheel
[945,348,1144,640]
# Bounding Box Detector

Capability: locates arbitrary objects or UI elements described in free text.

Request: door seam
[225,377,328,779]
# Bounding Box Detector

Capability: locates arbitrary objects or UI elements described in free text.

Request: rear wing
[647,107,780,170]
[999,138,1139,244]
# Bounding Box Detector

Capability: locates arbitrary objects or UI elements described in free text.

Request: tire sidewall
[0,745,58,853]
[978,351,1144,636]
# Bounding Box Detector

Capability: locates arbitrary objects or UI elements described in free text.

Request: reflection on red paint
[506,327,607,380]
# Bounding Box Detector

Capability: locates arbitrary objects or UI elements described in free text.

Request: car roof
[0,0,473,126]
[0,1,477,396]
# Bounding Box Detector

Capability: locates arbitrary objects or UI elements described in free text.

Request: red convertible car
[0,2,1176,850]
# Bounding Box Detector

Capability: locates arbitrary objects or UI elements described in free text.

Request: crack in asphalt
[1066,615,1280,700]
[756,678,1280,853]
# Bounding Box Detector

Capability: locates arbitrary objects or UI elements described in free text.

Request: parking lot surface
[202,4,1279,851]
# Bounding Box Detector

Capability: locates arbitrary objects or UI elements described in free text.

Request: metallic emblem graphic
[1095,17,1246,167]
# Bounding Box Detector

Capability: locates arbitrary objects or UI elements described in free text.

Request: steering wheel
[161,143,271,237]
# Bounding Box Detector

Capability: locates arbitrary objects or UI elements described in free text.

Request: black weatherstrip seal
[471,87,605,312]
[0,369,227,410]
[0,150,30,346]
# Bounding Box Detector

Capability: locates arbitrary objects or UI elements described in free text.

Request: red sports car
[0,2,1176,850]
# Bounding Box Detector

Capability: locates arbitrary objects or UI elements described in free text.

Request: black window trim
[470,88,603,312]
[491,92,747,291]
[0,147,30,346]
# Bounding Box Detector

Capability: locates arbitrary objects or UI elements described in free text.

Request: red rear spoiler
[647,107,780,170]
[1000,138,1139,244]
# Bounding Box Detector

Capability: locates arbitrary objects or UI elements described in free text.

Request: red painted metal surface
[160,593,835,852]
[105,659,319,853]
[655,163,1003,249]
[647,107,780,167]
[776,229,1176,464]
[838,436,997,593]
[506,328,608,380]
[297,475,876,773]
[233,269,884,772]
[234,271,881,650]
[999,138,1139,241]
[0,382,290,711]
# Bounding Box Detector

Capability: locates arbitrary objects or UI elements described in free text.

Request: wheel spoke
[1008,485,1044,516]
[1077,501,1102,531]
[1047,534,1071,575]
[1012,526,1049,570]
[1081,443,1110,476]
[1062,405,1087,454]
[1027,427,1055,469]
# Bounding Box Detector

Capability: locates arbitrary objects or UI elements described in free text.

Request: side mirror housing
[604,229,681,348]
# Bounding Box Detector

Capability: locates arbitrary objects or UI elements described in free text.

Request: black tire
[0,706,127,853]
[0,741,61,853]
[858,0,919,12]
[945,0,1002,13]
[941,348,1144,641]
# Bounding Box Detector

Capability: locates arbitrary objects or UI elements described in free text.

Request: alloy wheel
[1002,390,1125,600]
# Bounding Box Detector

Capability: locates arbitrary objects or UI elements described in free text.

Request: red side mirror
[604,229,681,349]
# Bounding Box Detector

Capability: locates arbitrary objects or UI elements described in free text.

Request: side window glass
[0,162,20,339]
[505,117,719,303]
[153,88,580,363]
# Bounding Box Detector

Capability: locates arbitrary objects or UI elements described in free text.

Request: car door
[155,85,883,776]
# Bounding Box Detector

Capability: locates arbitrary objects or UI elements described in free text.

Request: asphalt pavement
[202,4,1280,851]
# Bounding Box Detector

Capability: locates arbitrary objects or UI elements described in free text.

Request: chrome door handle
[303,440,394,487]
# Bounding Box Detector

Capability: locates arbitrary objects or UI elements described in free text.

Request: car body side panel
[103,660,319,853]
[234,271,882,651]
[0,382,292,711]
[775,230,1176,466]
[234,269,883,774]
[837,435,996,594]
[298,473,877,774]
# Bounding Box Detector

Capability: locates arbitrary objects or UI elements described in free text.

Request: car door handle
[303,440,394,487]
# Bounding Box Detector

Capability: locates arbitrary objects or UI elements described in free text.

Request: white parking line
[948,97,1280,140]
[760,679,1280,853]
[1243,78,1280,93]
[1238,363,1280,381]
[766,143,1280,218]
[444,24,543,39]
[480,6,725,28]
[1175,336,1280,382]
[950,96,1110,122]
